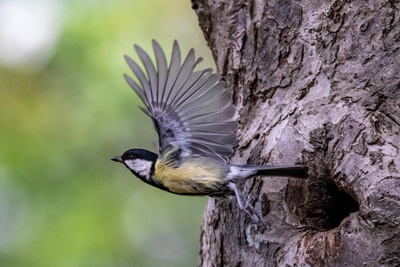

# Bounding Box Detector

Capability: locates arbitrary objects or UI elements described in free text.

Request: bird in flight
[112,40,308,227]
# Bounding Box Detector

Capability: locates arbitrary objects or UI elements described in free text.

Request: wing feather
[124,56,152,105]
[134,45,158,106]
[124,40,238,162]
[163,41,181,108]
[123,73,147,105]
[152,41,168,104]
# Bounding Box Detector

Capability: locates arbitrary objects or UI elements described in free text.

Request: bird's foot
[228,182,270,229]
[242,202,270,229]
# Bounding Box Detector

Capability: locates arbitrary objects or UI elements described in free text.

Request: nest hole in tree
[286,176,360,229]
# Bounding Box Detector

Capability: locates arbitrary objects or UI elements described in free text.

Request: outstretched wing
[124,40,237,162]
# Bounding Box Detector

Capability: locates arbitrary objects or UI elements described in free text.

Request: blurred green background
[0,0,215,266]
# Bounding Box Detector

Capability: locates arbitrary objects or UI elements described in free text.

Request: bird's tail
[232,165,308,180]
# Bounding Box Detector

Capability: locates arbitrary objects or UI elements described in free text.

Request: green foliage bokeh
[0,0,214,266]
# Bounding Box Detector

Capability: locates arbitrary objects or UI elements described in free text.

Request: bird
[112,40,308,226]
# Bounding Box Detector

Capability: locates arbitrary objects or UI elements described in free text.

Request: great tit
[112,40,308,225]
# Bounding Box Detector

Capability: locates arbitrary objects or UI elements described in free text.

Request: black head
[115,148,158,162]
[111,149,158,180]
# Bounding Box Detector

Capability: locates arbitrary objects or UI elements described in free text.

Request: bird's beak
[111,156,123,163]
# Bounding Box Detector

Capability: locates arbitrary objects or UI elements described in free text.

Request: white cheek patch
[124,159,152,180]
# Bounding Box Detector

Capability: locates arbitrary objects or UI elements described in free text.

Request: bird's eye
[129,155,135,160]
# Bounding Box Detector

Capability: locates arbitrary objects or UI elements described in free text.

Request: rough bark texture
[193,0,400,266]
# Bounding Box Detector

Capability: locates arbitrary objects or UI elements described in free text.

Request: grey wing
[124,40,237,162]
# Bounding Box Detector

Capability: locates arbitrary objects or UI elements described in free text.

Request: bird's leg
[228,182,270,229]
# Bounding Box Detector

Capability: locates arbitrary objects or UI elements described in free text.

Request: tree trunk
[193,1,400,266]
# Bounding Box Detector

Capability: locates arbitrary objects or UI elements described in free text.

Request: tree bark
[193,1,400,266]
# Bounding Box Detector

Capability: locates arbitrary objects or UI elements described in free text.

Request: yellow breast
[153,157,226,195]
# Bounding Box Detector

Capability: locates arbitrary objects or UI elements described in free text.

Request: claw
[228,182,270,229]
[243,202,270,229]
